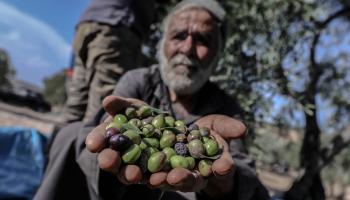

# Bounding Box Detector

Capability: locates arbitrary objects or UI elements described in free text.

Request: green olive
[147,152,167,173]
[175,120,185,127]
[170,155,189,169]
[160,133,176,149]
[175,126,187,134]
[187,130,201,142]
[125,107,137,119]
[128,118,142,128]
[202,136,211,143]
[188,139,204,158]
[122,144,141,164]
[145,147,159,157]
[105,122,119,130]
[165,116,175,127]
[162,129,174,136]
[176,133,187,143]
[142,138,160,149]
[113,114,128,128]
[123,130,141,144]
[137,105,152,118]
[186,157,196,170]
[198,159,213,177]
[162,147,176,161]
[142,124,155,137]
[204,139,219,156]
[152,114,165,129]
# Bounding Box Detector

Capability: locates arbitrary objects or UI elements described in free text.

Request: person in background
[63,0,169,123]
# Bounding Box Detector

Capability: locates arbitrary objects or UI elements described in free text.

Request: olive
[123,130,141,144]
[162,147,176,161]
[176,133,187,143]
[160,133,176,149]
[204,139,219,156]
[122,144,141,164]
[128,118,142,128]
[142,124,155,137]
[105,127,120,141]
[106,122,119,130]
[175,120,185,127]
[141,117,154,126]
[165,116,175,127]
[187,130,201,142]
[147,152,167,173]
[186,157,196,170]
[162,129,174,137]
[145,147,159,157]
[202,136,211,143]
[109,134,132,152]
[162,147,176,171]
[170,155,189,169]
[199,127,210,137]
[188,124,199,132]
[125,107,137,119]
[142,138,160,149]
[113,114,128,128]
[137,105,152,118]
[175,126,187,134]
[152,114,165,129]
[198,159,213,177]
[188,139,204,158]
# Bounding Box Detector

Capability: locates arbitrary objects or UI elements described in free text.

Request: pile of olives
[104,105,222,177]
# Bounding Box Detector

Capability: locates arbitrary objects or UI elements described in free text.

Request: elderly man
[34,0,269,200]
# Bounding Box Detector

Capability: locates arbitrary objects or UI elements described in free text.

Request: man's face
[159,7,221,95]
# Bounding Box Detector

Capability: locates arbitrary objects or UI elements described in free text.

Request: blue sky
[0,0,89,87]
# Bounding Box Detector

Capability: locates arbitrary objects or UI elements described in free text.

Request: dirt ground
[0,101,62,137]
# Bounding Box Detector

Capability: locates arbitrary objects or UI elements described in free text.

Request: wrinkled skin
[85,96,246,197]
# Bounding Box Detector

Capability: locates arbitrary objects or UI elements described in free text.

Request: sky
[0,0,89,87]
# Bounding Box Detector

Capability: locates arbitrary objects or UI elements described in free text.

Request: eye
[193,34,210,46]
[173,32,188,41]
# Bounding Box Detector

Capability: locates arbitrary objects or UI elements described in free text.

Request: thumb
[195,114,247,140]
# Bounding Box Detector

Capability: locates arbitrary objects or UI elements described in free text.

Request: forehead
[166,7,217,33]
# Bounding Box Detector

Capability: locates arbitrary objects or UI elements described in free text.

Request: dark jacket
[79,0,155,38]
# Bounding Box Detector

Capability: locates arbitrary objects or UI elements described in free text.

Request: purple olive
[109,134,133,152]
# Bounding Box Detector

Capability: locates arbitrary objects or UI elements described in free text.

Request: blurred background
[0,0,349,200]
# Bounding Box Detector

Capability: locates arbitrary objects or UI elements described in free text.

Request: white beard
[158,39,219,95]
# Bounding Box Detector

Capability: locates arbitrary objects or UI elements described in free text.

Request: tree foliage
[0,48,15,88]
[42,70,67,106]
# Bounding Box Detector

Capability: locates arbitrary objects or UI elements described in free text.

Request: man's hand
[85,95,247,193]
[195,115,247,197]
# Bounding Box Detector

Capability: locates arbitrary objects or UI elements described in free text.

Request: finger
[117,165,143,185]
[85,122,109,153]
[102,95,147,116]
[195,114,247,140]
[167,168,206,192]
[97,148,121,174]
[210,131,235,177]
[149,171,168,187]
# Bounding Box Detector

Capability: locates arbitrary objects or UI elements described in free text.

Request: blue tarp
[0,127,48,200]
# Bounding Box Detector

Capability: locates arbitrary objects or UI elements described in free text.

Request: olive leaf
[189,149,223,160]
[121,123,142,134]
[148,107,170,115]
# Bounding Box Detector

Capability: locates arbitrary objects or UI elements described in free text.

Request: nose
[179,35,195,56]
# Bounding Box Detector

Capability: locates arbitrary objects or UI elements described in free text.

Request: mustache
[169,54,201,70]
